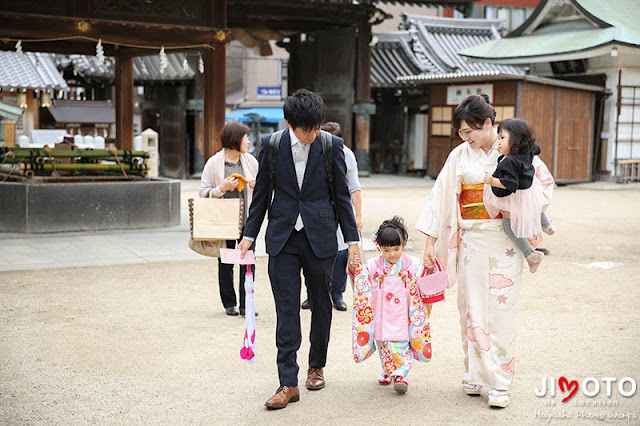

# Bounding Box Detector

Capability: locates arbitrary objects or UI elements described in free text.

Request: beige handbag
[188,197,244,258]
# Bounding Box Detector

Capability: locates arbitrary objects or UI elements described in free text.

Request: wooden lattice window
[431,106,453,136]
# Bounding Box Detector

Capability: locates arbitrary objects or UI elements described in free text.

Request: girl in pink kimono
[350,216,433,395]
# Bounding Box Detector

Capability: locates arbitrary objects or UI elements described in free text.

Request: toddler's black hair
[376,216,408,247]
[497,118,536,155]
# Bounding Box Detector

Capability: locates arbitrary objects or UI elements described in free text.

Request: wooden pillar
[203,0,227,160]
[193,67,205,172]
[354,21,374,175]
[204,48,225,160]
[287,34,301,95]
[3,121,15,147]
[26,89,38,136]
[115,55,134,150]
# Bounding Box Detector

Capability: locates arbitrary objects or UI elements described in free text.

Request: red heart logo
[558,376,578,402]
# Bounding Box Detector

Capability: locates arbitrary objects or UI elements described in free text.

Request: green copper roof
[0,101,23,121]
[459,0,640,62]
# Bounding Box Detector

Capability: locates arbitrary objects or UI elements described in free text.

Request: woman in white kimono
[416,94,554,408]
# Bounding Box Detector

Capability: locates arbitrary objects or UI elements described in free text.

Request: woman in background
[199,121,259,316]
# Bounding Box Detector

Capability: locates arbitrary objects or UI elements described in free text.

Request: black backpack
[267,130,339,223]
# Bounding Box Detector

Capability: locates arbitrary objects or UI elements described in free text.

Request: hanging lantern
[17,92,27,108]
[41,91,52,107]
[182,57,189,74]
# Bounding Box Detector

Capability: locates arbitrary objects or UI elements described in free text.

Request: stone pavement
[0,174,436,272]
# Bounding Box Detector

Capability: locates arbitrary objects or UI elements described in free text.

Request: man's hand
[348,249,361,274]
[348,243,360,268]
[237,238,252,257]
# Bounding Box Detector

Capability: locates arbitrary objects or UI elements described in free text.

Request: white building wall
[588,49,640,176]
[243,41,288,106]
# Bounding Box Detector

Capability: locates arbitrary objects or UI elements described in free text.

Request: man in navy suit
[238,89,359,409]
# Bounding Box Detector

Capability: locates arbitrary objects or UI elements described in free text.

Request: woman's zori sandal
[488,389,511,408]
[462,379,483,395]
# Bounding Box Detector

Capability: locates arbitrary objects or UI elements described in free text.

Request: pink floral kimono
[351,253,433,379]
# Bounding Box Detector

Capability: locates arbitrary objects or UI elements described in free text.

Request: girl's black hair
[497,118,536,155]
[376,216,408,247]
[452,93,496,131]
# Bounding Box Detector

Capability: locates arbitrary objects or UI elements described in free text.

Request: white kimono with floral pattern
[415,140,554,390]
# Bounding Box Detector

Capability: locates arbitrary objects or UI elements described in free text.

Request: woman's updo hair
[497,118,537,155]
[452,93,497,131]
[376,216,409,247]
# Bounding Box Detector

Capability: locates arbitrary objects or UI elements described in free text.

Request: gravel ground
[1,185,639,425]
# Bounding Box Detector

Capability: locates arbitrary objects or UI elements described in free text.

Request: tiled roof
[458,0,640,63]
[0,51,68,91]
[371,14,526,87]
[371,32,426,88]
[55,53,196,83]
[47,100,115,124]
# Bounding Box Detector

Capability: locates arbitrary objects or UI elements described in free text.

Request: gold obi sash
[459,184,501,220]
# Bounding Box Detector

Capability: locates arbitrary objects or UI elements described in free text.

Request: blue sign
[257,86,282,100]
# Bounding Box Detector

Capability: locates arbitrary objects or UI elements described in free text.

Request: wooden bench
[618,159,640,183]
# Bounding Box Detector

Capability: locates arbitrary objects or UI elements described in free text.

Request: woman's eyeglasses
[456,127,479,138]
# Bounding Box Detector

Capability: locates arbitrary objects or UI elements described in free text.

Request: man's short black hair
[283,89,325,131]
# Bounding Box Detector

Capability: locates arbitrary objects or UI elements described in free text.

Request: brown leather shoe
[264,386,300,409]
[306,368,325,390]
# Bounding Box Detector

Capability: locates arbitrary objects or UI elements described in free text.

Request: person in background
[302,121,362,311]
[199,121,258,317]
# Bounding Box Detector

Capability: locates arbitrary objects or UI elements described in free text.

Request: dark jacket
[243,130,359,258]
[491,144,541,198]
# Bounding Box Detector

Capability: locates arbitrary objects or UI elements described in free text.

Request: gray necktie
[293,141,309,230]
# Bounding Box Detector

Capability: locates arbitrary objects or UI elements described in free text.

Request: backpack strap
[267,129,338,222]
[320,130,339,224]
[267,129,285,210]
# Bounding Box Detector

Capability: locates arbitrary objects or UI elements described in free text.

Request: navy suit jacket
[243,130,359,258]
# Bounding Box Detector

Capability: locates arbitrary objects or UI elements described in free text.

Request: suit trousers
[331,248,349,300]
[268,228,336,387]
[217,236,255,309]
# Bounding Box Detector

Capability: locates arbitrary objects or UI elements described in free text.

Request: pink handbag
[416,259,447,304]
